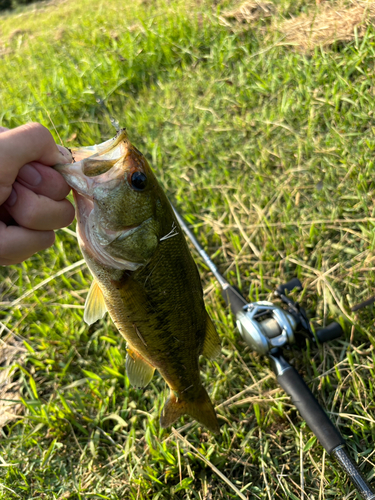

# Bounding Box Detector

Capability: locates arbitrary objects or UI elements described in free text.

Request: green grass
[1,0,375,498]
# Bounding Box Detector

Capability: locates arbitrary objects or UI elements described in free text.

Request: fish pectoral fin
[201,312,221,360]
[160,386,220,434]
[126,349,155,388]
[83,280,107,325]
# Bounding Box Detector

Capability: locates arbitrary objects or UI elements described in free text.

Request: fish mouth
[54,130,130,237]
[54,129,142,271]
[54,129,130,197]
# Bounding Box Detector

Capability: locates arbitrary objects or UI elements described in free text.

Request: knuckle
[21,122,45,134]
[20,122,51,143]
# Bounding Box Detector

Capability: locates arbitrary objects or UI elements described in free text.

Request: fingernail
[57,145,73,162]
[5,188,17,207]
[18,164,42,186]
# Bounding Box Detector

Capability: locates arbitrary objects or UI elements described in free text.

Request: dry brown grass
[279,1,375,50]
[222,1,275,23]
[224,1,375,50]
[0,338,26,427]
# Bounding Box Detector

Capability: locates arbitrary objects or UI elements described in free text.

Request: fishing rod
[93,98,374,497]
[173,208,375,500]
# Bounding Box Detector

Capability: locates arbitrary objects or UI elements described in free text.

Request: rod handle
[271,354,345,453]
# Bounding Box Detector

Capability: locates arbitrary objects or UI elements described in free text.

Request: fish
[54,129,221,433]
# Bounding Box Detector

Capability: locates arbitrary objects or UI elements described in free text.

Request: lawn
[0,0,375,498]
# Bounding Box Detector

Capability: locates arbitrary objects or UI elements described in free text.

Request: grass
[1,0,375,498]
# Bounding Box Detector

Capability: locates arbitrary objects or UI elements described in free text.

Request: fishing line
[88,86,120,133]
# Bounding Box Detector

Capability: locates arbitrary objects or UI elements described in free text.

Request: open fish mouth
[54,129,130,198]
[54,129,143,271]
[54,129,130,236]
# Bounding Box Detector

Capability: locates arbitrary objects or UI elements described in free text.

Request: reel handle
[316,322,343,343]
[275,278,303,297]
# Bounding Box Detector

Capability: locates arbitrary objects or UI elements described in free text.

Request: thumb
[57,144,73,162]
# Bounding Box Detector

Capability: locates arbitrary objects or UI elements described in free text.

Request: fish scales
[99,221,205,396]
[54,129,221,432]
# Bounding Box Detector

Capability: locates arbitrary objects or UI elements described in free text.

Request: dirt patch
[278,1,375,51]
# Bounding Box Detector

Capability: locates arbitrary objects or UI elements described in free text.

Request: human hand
[0,123,75,265]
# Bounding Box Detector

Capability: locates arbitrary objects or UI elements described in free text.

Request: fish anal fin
[201,312,221,360]
[160,386,220,434]
[84,280,107,325]
[126,349,155,388]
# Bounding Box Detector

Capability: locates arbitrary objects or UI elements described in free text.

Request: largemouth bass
[55,129,221,433]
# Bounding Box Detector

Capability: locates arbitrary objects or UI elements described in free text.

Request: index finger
[0,122,72,204]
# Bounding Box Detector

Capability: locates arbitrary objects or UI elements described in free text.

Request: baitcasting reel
[225,278,374,500]
[174,207,375,500]
[235,277,343,356]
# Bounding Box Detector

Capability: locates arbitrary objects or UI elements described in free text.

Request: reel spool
[236,301,296,355]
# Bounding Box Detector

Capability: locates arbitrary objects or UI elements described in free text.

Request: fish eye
[130,171,148,191]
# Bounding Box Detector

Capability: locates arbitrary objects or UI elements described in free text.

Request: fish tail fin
[160,386,220,434]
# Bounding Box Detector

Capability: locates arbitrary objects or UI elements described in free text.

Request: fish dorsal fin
[84,280,107,325]
[201,312,221,360]
[126,349,155,388]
